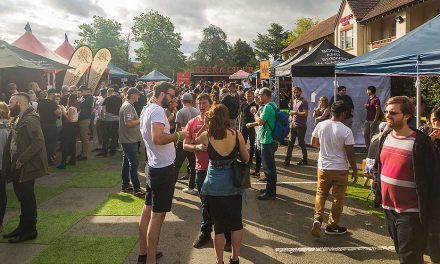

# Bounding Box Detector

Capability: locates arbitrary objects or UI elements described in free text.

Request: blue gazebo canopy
[138,69,171,82]
[108,62,137,80]
[336,14,440,76]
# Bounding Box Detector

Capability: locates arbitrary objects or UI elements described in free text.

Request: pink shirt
[185,116,209,171]
[380,132,418,213]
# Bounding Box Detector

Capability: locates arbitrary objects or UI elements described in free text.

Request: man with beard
[138,82,187,264]
[373,96,440,264]
[119,88,145,197]
[2,93,48,243]
[284,86,309,166]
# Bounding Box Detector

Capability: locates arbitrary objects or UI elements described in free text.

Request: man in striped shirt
[374,96,440,264]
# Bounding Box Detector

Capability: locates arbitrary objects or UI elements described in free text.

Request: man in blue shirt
[77,85,94,160]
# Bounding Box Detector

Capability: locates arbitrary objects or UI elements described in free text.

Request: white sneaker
[182,188,198,195]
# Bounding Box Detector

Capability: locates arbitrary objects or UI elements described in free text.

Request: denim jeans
[174,141,196,188]
[261,142,278,196]
[121,143,141,189]
[241,126,255,164]
[285,126,307,163]
[385,209,427,264]
[196,170,211,235]
[102,121,119,155]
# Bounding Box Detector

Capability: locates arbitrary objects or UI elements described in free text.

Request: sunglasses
[384,110,402,116]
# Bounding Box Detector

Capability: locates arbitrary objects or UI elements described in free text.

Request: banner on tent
[88,48,111,93]
[292,76,391,145]
[62,46,93,87]
[260,60,270,79]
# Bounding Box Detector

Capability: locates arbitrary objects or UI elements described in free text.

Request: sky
[0,0,341,59]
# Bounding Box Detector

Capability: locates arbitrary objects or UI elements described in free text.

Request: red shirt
[185,116,209,171]
[380,132,418,213]
[366,95,380,121]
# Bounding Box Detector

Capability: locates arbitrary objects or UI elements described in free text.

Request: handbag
[231,130,251,189]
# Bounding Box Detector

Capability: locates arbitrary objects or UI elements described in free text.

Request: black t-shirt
[78,94,94,121]
[38,99,58,124]
[241,101,257,125]
[133,93,147,116]
[102,95,122,116]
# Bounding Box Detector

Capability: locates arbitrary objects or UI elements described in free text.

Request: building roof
[282,15,337,54]
[361,0,428,23]
[346,0,381,21]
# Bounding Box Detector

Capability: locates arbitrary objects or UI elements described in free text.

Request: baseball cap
[182,93,193,101]
[127,87,141,96]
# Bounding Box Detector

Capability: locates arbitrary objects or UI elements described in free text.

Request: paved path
[0,146,410,263]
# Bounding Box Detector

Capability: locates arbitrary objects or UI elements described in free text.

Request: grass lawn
[63,170,121,188]
[0,210,86,244]
[6,186,68,209]
[346,180,384,220]
[31,235,138,264]
[93,192,144,216]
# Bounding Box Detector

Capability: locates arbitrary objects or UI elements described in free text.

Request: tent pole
[415,59,421,128]
[333,73,338,103]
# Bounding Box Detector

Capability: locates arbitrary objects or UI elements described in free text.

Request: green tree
[282,17,321,46]
[192,25,232,67]
[231,39,257,67]
[253,23,288,60]
[75,16,128,70]
[132,10,185,77]
[420,77,440,108]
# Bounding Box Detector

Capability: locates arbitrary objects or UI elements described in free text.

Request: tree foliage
[420,77,440,108]
[231,39,257,67]
[132,10,185,77]
[75,16,128,70]
[282,17,321,46]
[253,23,288,60]
[192,25,232,67]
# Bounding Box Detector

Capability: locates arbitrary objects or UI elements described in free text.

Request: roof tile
[282,15,337,54]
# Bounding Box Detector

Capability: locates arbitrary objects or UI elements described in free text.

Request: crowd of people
[0,78,439,264]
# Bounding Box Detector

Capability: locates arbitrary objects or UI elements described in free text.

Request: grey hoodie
[0,119,10,170]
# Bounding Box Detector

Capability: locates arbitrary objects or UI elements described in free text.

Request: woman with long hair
[196,103,249,264]
[0,102,10,232]
[57,94,80,169]
[313,96,331,127]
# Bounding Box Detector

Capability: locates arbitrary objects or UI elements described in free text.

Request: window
[340,28,353,49]
[391,21,397,37]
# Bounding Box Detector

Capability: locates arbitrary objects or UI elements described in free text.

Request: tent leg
[334,74,338,103]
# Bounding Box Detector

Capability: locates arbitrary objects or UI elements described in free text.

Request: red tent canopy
[13,31,68,64]
[54,34,74,61]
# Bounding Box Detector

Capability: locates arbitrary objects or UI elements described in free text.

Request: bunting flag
[87,48,111,94]
[62,45,93,87]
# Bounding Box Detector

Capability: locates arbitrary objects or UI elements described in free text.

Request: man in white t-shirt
[310,100,358,237]
[138,81,187,264]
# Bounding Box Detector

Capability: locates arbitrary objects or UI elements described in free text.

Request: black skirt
[207,195,243,235]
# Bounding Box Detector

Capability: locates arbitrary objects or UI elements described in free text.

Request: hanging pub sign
[339,14,353,26]
[260,60,270,79]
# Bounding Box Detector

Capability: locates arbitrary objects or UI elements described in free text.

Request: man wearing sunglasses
[373,96,440,264]
[138,82,187,264]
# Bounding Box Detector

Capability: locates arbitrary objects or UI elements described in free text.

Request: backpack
[265,103,289,141]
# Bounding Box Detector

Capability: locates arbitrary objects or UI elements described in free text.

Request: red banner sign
[177,71,191,85]
[339,14,353,26]
[193,66,254,74]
